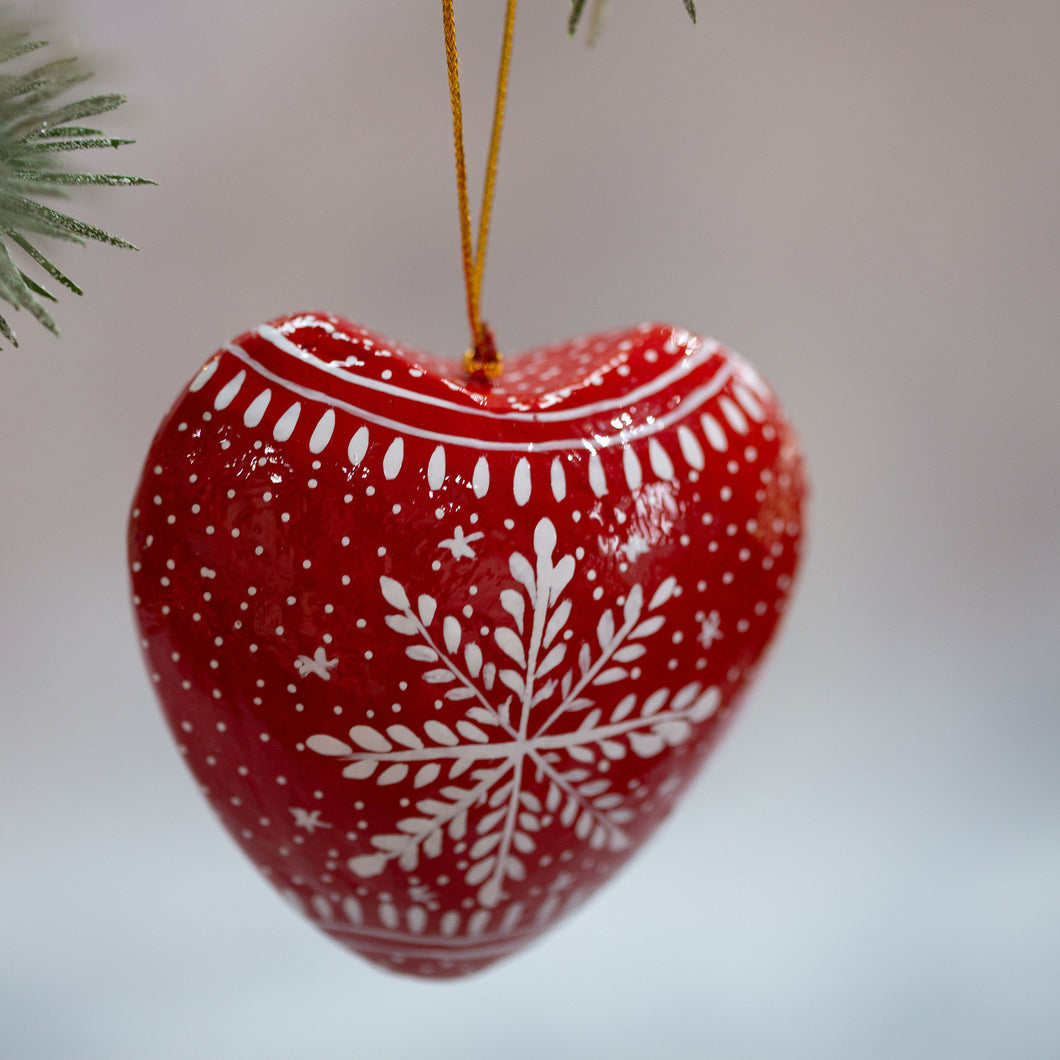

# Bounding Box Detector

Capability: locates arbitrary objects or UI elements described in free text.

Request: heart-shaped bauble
[129,313,806,978]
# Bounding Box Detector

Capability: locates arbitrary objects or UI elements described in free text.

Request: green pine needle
[568,0,696,39]
[0,23,151,347]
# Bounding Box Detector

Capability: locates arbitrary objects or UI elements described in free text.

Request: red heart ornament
[129,312,806,978]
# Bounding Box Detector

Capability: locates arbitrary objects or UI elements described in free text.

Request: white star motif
[289,807,332,834]
[697,611,723,649]
[295,646,338,681]
[438,525,485,560]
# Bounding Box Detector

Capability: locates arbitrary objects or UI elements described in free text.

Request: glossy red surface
[129,313,806,978]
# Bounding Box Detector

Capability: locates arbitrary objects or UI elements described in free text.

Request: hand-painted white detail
[623,446,643,491]
[719,395,749,435]
[308,518,719,914]
[677,425,705,470]
[214,369,246,410]
[348,426,369,466]
[290,807,332,833]
[648,438,675,481]
[383,437,404,480]
[428,445,446,491]
[513,458,532,506]
[701,412,728,452]
[295,646,339,680]
[309,409,336,453]
[550,458,567,502]
[733,383,766,423]
[188,357,219,392]
[342,896,364,925]
[243,388,272,428]
[438,526,484,561]
[273,402,301,442]
[250,325,721,426]
[225,339,735,453]
[588,451,607,497]
[473,457,490,498]
[697,611,723,649]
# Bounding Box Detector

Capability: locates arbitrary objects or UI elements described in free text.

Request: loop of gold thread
[474,0,517,318]
[442,0,518,382]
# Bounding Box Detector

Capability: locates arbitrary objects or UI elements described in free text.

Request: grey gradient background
[2,2,1058,1057]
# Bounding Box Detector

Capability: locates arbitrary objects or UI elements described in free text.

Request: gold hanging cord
[442,0,518,382]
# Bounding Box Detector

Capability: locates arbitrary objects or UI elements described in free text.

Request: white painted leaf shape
[656,719,691,745]
[597,609,615,650]
[470,833,502,860]
[509,553,536,600]
[422,668,456,683]
[456,720,490,743]
[575,810,593,840]
[348,853,387,878]
[533,517,557,560]
[630,615,666,640]
[629,731,665,757]
[464,641,483,677]
[387,724,424,750]
[477,874,503,908]
[477,806,507,834]
[649,576,677,611]
[578,643,592,676]
[305,734,352,756]
[550,555,575,604]
[379,576,410,611]
[499,668,525,696]
[445,686,476,701]
[378,764,409,785]
[495,627,526,667]
[671,682,703,711]
[417,594,437,627]
[423,827,444,858]
[513,831,535,854]
[424,720,459,746]
[342,759,377,779]
[414,763,441,788]
[349,726,391,752]
[543,598,572,647]
[500,589,525,633]
[690,686,721,721]
[385,615,419,635]
[642,688,670,717]
[406,644,438,662]
[579,779,610,797]
[623,584,644,625]
[443,615,461,654]
[612,643,647,663]
[536,644,567,677]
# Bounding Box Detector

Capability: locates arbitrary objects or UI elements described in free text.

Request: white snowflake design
[307,517,720,910]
